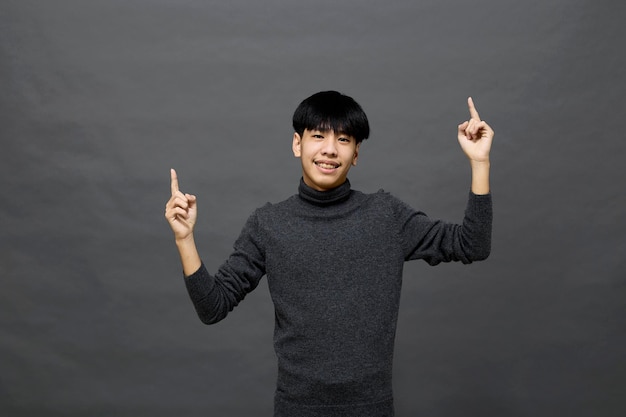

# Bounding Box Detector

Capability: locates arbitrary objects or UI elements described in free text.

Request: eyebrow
[311,128,349,136]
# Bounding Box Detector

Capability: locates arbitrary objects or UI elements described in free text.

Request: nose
[321,136,338,156]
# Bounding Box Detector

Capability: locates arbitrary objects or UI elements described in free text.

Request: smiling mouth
[315,161,340,169]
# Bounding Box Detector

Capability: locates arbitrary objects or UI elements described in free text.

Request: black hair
[292,91,370,143]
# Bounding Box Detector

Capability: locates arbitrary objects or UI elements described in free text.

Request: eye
[338,136,351,143]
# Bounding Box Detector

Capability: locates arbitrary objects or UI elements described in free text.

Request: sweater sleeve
[397,192,492,265]
[184,210,266,324]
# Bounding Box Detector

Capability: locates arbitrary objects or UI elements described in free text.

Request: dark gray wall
[1,1,624,416]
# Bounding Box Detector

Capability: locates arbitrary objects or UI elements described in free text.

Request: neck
[298,178,352,206]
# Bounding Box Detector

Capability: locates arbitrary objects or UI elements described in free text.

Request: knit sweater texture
[184,178,492,417]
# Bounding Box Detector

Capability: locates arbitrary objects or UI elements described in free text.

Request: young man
[165,91,494,417]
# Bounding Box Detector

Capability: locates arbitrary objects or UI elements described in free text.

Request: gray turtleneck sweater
[184,179,492,417]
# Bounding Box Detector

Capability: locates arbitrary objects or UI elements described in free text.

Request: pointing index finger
[468,97,481,120]
[170,168,180,195]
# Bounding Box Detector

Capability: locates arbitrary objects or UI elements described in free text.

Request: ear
[292,132,302,157]
[351,142,361,166]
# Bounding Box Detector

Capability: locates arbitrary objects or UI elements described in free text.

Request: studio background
[1,1,624,416]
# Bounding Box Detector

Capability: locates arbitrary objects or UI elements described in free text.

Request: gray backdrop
[1,1,625,416]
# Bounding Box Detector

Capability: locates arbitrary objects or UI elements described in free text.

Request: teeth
[316,162,338,169]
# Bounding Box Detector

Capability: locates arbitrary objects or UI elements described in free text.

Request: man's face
[292,129,360,191]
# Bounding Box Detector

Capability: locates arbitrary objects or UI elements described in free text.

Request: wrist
[469,159,490,169]
[175,234,196,247]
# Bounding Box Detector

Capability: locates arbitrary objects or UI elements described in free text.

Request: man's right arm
[164,169,266,324]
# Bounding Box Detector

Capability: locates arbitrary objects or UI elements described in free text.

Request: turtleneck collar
[298,178,352,206]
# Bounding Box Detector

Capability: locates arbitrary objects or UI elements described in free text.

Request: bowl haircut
[292,91,370,144]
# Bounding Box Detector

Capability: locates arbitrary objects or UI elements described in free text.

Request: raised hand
[164,168,197,241]
[457,97,494,163]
